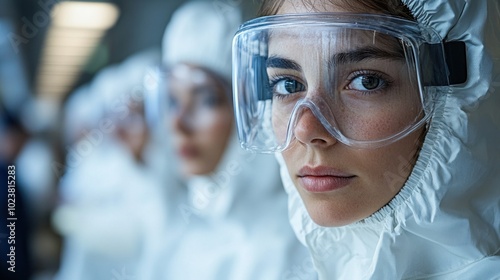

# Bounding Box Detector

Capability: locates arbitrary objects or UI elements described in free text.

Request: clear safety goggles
[144,64,232,131]
[232,13,466,152]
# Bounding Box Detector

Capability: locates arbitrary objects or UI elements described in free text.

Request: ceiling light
[51,2,119,29]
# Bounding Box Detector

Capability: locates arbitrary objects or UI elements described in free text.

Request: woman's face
[167,64,233,176]
[274,0,424,227]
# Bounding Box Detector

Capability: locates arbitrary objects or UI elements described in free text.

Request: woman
[232,0,500,278]
[139,2,314,279]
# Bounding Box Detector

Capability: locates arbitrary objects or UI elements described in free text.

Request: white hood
[278,0,500,278]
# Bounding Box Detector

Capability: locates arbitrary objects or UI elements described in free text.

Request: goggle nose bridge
[285,97,350,146]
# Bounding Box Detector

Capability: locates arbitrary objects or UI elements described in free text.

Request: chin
[303,198,364,227]
[182,163,214,177]
[182,167,206,177]
[310,213,357,227]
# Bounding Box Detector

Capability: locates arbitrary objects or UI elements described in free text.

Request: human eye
[201,94,223,107]
[167,94,179,111]
[345,71,392,94]
[269,76,306,99]
[195,88,225,108]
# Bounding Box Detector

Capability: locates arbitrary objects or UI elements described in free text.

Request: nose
[170,108,194,135]
[293,106,337,148]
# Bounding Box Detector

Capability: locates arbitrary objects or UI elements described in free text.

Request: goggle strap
[420,41,467,86]
[444,41,467,85]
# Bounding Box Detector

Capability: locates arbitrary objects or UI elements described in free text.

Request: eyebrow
[266,46,404,72]
[332,46,405,65]
[266,56,303,71]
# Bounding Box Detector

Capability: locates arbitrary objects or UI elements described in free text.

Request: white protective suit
[140,134,315,280]
[277,0,500,279]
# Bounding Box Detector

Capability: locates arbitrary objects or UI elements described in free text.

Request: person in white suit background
[138,1,314,280]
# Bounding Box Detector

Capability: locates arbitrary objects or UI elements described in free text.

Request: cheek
[272,101,297,143]
[198,109,234,155]
[358,129,423,195]
[340,98,421,141]
[341,110,402,140]
[272,114,287,143]
[209,108,233,135]
[280,144,301,180]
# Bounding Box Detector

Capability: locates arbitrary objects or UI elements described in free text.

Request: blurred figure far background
[0,0,272,280]
[51,49,175,280]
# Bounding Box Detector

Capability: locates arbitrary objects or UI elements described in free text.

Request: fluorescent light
[51,2,119,29]
[42,46,95,57]
[37,64,81,74]
[44,28,104,47]
[35,1,120,99]
[39,54,89,66]
[36,74,79,87]
[37,87,73,99]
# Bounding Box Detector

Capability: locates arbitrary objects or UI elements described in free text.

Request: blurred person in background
[138,1,315,279]
[0,108,32,280]
[52,49,172,280]
[1,10,60,278]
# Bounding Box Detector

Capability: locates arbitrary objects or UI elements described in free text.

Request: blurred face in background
[115,100,150,161]
[166,64,233,176]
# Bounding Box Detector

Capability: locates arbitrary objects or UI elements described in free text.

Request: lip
[297,166,355,193]
[178,144,200,159]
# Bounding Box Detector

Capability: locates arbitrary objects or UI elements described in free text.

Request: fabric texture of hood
[278,0,500,278]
